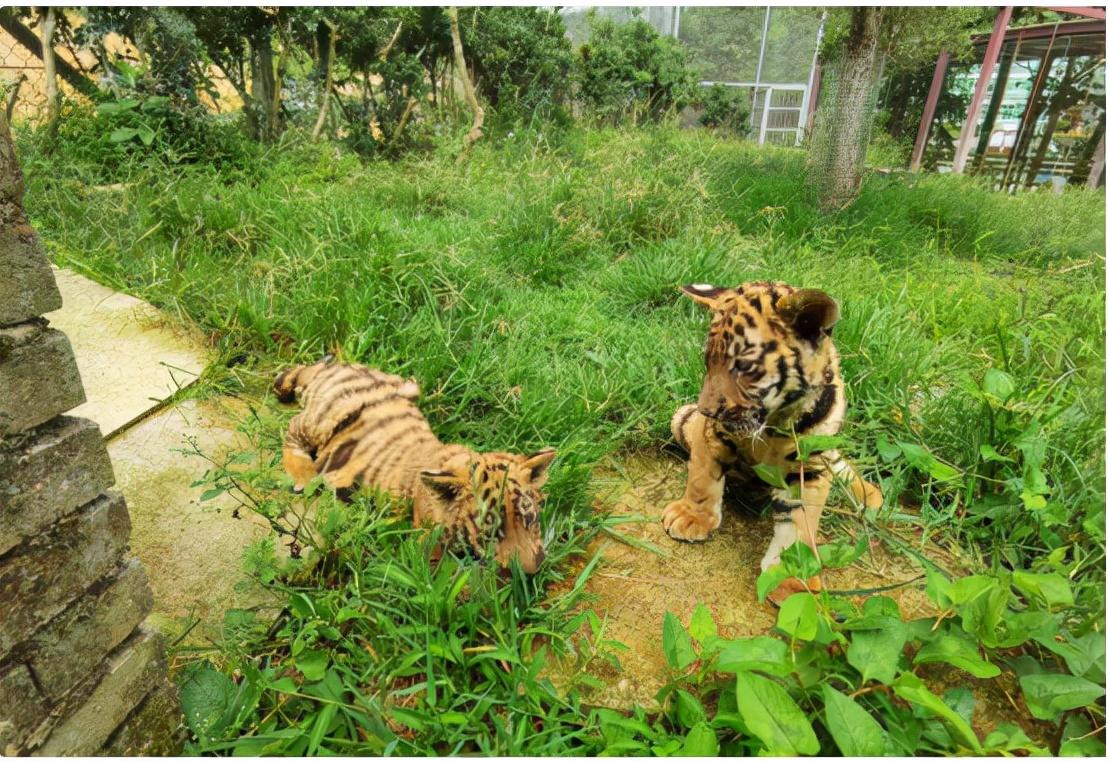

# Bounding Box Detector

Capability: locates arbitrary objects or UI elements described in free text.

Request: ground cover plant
[19,119,1106,754]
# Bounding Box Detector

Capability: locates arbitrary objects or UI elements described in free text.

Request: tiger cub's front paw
[662,499,721,543]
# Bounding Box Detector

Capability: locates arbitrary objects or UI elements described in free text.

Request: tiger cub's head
[419,449,557,574]
[681,281,840,435]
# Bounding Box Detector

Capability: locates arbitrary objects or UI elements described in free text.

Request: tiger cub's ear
[521,449,557,485]
[777,289,840,344]
[420,469,466,501]
[679,284,727,309]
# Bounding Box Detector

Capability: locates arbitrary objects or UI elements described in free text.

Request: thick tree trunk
[810,7,882,213]
[447,7,484,158]
[40,7,58,128]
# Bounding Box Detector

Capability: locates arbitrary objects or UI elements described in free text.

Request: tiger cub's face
[681,281,840,435]
[420,449,556,574]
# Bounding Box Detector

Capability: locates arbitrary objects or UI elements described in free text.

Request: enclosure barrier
[0,113,183,755]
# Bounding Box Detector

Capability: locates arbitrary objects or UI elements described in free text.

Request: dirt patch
[559,453,931,709]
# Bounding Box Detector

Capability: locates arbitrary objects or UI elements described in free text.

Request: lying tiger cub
[273,360,555,573]
[663,282,882,604]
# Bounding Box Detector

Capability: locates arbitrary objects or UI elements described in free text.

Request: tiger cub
[663,282,882,604]
[273,360,555,573]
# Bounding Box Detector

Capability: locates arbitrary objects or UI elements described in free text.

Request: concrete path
[44,267,207,437]
[45,268,276,643]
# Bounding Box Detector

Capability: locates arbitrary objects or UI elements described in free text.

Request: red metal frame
[952,6,1015,173]
[910,50,951,172]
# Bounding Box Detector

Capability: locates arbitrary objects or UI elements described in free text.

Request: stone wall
[0,114,183,754]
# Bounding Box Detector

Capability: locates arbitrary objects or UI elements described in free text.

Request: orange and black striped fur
[663,282,882,604]
[274,360,555,573]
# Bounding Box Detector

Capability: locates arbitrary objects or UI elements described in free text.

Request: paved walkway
[46,269,276,644]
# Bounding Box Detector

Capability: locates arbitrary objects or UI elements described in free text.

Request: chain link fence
[561,5,825,145]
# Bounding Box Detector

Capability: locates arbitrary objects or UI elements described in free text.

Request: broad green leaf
[756,564,792,603]
[681,722,719,756]
[179,664,235,743]
[688,603,717,643]
[199,487,225,502]
[914,634,1001,678]
[776,592,818,641]
[876,437,901,463]
[982,368,1016,402]
[847,626,906,684]
[662,611,696,670]
[714,636,790,677]
[821,685,886,756]
[674,689,707,729]
[1012,571,1073,610]
[735,671,819,755]
[949,575,1009,648]
[780,541,822,579]
[1019,673,1105,721]
[1035,632,1106,680]
[137,122,156,147]
[1059,715,1106,757]
[892,673,981,752]
[109,127,140,143]
[983,722,1048,756]
[897,441,961,482]
[924,567,953,608]
[296,649,329,682]
[796,434,844,460]
[753,463,788,489]
[978,443,1014,463]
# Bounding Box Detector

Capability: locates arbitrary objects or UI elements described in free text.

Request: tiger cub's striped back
[274,360,556,573]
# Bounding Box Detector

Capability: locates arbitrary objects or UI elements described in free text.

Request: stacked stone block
[0,114,183,754]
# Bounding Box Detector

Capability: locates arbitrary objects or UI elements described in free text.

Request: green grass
[19,123,1106,753]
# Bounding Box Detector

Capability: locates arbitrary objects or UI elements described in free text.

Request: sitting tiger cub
[663,282,882,604]
[273,359,555,573]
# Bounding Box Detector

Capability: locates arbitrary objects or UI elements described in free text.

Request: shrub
[697,83,751,137]
[462,7,574,130]
[573,11,698,125]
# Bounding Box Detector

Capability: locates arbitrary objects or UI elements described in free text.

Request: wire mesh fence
[561,6,824,145]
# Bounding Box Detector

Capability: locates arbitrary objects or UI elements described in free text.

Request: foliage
[697,84,751,137]
[595,550,1105,756]
[21,125,1106,751]
[460,7,574,130]
[172,404,612,754]
[573,10,698,126]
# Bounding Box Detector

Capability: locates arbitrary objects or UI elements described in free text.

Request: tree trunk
[447,7,484,158]
[311,21,337,142]
[810,7,882,213]
[249,32,277,142]
[40,7,58,129]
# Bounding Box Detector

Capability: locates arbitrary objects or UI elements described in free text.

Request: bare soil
[552,453,1044,744]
